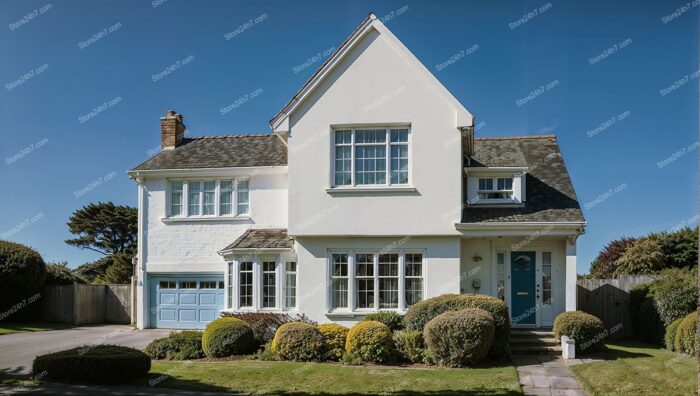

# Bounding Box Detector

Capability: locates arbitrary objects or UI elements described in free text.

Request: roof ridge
[475,134,557,141]
[190,134,273,139]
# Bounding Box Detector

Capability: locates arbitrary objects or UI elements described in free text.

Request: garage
[148,275,225,329]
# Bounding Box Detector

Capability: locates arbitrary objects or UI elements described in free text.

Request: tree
[101,249,135,284]
[73,258,112,283]
[653,227,698,270]
[614,238,665,276]
[45,261,85,285]
[0,241,46,321]
[65,202,137,256]
[589,237,637,278]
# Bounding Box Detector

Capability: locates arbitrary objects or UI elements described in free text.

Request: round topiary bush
[553,311,606,354]
[32,345,150,383]
[345,320,395,363]
[145,331,204,360]
[403,294,510,359]
[0,240,46,320]
[423,308,494,367]
[318,323,349,361]
[674,312,698,356]
[271,322,326,361]
[665,318,684,352]
[393,329,430,364]
[202,317,257,358]
[362,311,404,331]
[637,299,664,344]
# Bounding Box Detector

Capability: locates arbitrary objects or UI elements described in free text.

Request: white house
[128,13,586,330]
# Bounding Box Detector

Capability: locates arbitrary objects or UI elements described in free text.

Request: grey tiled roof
[462,135,585,223]
[222,229,293,251]
[131,135,287,171]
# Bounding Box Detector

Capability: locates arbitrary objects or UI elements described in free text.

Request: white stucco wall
[287,28,467,236]
[294,236,461,326]
[141,171,288,273]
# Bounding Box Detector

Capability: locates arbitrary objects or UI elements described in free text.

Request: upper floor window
[333,128,410,187]
[477,177,513,200]
[168,178,250,217]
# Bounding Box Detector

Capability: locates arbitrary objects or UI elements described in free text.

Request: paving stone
[531,375,550,388]
[522,386,553,396]
[518,365,546,375]
[551,389,587,396]
[519,375,535,386]
[544,366,574,377]
[548,376,583,389]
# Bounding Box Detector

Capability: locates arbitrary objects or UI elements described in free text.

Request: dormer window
[478,177,513,200]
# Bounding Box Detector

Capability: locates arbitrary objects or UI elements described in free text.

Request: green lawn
[0,322,72,335]
[134,360,522,395]
[570,341,698,395]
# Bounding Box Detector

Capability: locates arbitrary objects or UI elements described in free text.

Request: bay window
[226,257,297,311]
[329,250,424,312]
[168,178,250,217]
[239,261,254,308]
[262,260,277,308]
[284,261,297,309]
[332,127,410,187]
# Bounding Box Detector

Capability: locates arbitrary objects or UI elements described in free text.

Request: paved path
[0,325,170,375]
[514,354,587,396]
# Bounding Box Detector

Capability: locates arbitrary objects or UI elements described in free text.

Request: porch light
[473,253,482,262]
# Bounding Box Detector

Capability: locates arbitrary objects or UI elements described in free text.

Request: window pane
[355,129,386,143]
[170,182,183,216]
[203,181,216,215]
[237,180,249,215]
[355,145,386,185]
[200,281,217,289]
[542,252,552,305]
[239,261,253,308]
[390,129,408,143]
[159,281,175,289]
[378,254,398,276]
[188,182,201,215]
[179,281,197,289]
[390,144,409,185]
[332,253,348,276]
[405,253,422,277]
[332,278,348,308]
[405,253,423,307]
[405,278,423,307]
[228,262,233,308]
[378,254,398,308]
[262,261,276,308]
[355,254,374,277]
[285,261,297,309]
[335,130,352,144]
[356,279,374,308]
[220,181,233,215]
[335,146,352,186]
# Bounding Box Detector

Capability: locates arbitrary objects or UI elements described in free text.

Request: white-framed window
[332,127,410,187]
[496,251,505,301]
[478,177,513,200]
[239,261,254,308]
[168,178,250,217]
[404,252,423,307]
[331,253,349,309]
[329,250,424,312]
[227,262,233,308]
[542,251,552,305]
[262,260,277,309]
[284,261,297,309]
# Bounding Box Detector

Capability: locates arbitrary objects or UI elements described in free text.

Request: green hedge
[393,330,430,364]
[423,308,494,367]
[638,299,664,344]
[145,331,204,360]
[404,294,510,359]
[553,311,606,354]
[32,345,150,383]
[628,284,651,339]
[0,240,46,321]
[318,323,349,361]
[674,312,698,356]
[202,317,257,358]
[271,322,326,362]
[361,311,404,331]
[650,268,698,327]
[665,318,684,352]
[346,321,395,363]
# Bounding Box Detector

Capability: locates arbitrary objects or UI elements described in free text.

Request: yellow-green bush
[423,308,494,367]
[553,311,606,354]
[271,322,325,361]
[318,323,349,361]
[345,320,395,363]
[665,318,684,351]
[202,317,257,358]
[674,312,698,356]
[393,330,430,364]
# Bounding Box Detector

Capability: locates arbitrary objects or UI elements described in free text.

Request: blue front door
[511,252,536,325]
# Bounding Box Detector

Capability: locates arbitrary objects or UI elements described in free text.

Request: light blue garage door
[149,275,225,329]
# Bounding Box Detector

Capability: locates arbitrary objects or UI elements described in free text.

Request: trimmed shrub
[628,284,651,339]
[318,323,349,360]
[202,317,257,358]
[393,330,430,364]
[650,268,698,327]
[362,311,404,331]
[32,345,150,383]
[404,294,510,359]
[553,311,606,354]
[674,312,698,356]
[221,312,317,344]
[45,261,85,285]
[271,322,325,361]
[665,318,684,351]
[346,321,395,363]
[638,299,664,344]
[145,331,204,360]
[423,308,494,367]
[0,240,46,321]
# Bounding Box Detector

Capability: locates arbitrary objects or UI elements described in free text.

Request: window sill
[326,310,406,318]
[161,216,251,224]
[468,201,524,208]
[221,308,298,314]
[325,186,417,195]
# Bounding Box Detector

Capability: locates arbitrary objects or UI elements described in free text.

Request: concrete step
[511,345,562,353]
[510,337,559,345]
[511,330,555,338]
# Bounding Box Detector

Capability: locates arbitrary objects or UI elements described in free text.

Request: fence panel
[37,283,132,325]
[105,285,131,324]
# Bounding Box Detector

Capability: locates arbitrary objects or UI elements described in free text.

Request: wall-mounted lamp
[473,253,482,262]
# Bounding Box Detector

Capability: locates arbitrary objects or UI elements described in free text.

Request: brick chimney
[160,110,185,149]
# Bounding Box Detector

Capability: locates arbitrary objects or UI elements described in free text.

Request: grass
[133,359,522,395]
[0,322,72,335]
[570,340,698,395]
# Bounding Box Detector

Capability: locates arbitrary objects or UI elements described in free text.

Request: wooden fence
[576,275,658,339]
[37,283,132,325]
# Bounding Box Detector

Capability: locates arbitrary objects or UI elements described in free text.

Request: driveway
[0,325,170,375]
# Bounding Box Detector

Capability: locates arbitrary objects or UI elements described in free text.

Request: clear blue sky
[0,0,697,274]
